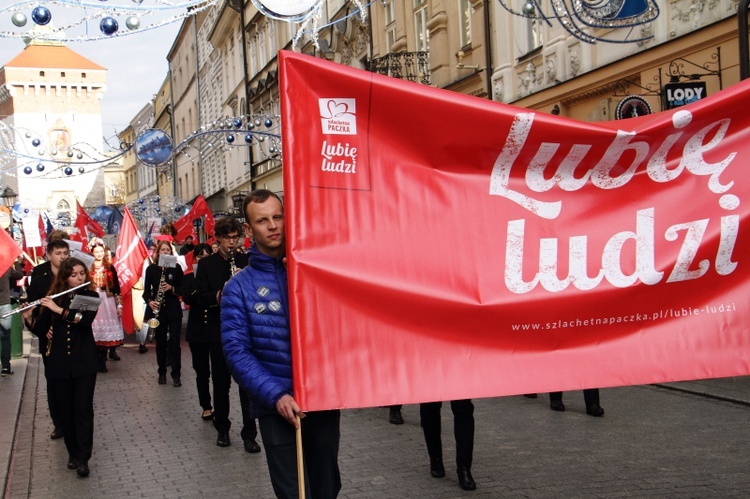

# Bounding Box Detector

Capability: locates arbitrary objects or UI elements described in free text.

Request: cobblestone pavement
[3,329,750,498]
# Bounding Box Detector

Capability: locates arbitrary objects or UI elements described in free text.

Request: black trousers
[188,341,257,439]
[41,353,63,429]
[549,389,600,408]
[155,312,181,378]
[258,410,341,499]
[49,373,97,463]
[420,399,475,469]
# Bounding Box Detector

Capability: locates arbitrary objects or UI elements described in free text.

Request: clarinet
[228,249,241,277]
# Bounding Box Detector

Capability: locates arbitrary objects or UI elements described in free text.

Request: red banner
[279,52,750,411]
[114,208,148,296]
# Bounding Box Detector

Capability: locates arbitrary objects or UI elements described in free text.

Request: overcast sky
[0,12,183,147]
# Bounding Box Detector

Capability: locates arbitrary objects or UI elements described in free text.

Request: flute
[1,281,91,318]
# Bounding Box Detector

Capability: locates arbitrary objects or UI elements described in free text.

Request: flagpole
[296,414,306,499]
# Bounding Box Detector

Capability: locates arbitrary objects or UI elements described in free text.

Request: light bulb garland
[496,0,659,44]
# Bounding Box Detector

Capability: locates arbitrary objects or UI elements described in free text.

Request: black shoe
[522,393,537,398]
[586,404,605,417]
[244,439,261,453]
[388,407,404,425]
[67,457,79,470]
[217,433,231,447]
[457,467,476,491]
[98,364,108,373]
[1,367,13,376]
[50,427,64,440]
[138,344,148,354]
[550,400,566,412]
[201,410,214,421]
[77,461,90,477]
[158,374,167,385]
[173,378,182,387]
[430,458,445,478]
[109,349,121,361]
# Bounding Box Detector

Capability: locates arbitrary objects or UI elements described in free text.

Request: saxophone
[146,267,167,342]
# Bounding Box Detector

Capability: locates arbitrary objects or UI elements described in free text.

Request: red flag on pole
[113,208,148,296]
[73,200,104,249]
[0,228,22,274]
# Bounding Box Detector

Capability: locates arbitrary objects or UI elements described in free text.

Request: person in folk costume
[143,238,183,387]
[87,238,123,372]
[24,258,100,477]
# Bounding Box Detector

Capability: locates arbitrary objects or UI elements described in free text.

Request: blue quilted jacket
[220,245,291,418]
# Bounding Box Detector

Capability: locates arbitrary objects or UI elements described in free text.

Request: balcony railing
[366,52,431,85]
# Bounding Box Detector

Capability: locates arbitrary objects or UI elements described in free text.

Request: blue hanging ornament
[23,166,32,175]
[226,134,235,144]
[31,138,40,147]
[36,163,45,172]
[233,118,243,128]
[64,167,73,176]
[245,134,253,144]
[31,6,51,26]
[100,17,119,36]
[264,118,273,128]
[138,198,144,204]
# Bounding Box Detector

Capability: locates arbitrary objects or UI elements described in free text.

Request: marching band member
[195,217,259,451]
[28,258,100,477]
[143,239,183,387]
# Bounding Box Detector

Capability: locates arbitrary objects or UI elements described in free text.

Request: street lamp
[1,186,17,207]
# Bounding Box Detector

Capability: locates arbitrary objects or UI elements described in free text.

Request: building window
[82,72,86,78]
[459,0,471,48]
[61,72,66,77]
[414,0,429,52]
[39,71,44,77]
[387,27,397,51]
[526,16,541,53]
[385,0,395,25]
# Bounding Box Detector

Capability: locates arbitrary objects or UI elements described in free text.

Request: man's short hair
[46,239,69,254]
[214,216,243,237]
[48,230,69,242]
[242,189,283,219]
[185,235,194,242]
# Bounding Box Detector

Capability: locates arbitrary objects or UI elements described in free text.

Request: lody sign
[664,81,707,110]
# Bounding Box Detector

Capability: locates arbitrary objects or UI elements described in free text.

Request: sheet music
[69,294,102,312]
[71,249,95,269]
[158,254,178,268]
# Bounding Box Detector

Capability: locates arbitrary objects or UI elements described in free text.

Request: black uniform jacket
[26,261,55,351]
[182,272,211,343]
[194,250,248,341]
[142,263,183,321]
[32,289,99,380]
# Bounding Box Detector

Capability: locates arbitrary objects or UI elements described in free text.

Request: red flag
[74,200,104,249]
[174,195,213,241]
[0,229,22,274]
[113,208,148,296]
[120,291,135,335]
[37,214,47,249]
[279,51,750,411]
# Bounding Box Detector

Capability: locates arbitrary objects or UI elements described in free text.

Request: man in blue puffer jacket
[221,189,341,499]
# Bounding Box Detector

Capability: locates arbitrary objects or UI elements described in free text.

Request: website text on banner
[279,51,750,412]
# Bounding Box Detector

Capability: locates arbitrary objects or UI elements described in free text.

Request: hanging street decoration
[1,1,220,42]
[496,0,660,44]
